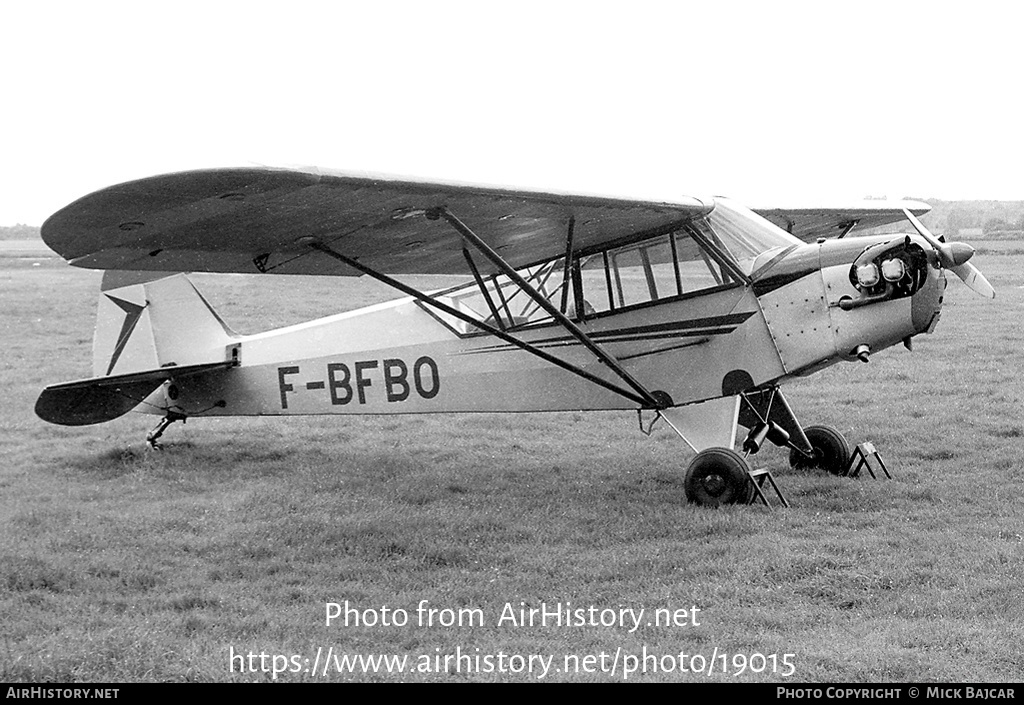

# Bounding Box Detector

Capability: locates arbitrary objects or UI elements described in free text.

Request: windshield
[699,198,803,275]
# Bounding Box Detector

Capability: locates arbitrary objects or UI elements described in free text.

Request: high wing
[42,167,712,276]
[752,201,932,242]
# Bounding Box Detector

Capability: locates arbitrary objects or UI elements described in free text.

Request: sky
[2,0,1022,225]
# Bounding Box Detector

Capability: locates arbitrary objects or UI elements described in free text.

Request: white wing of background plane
[752,201,993,298]
[42,167,713,277]
[752,201,932,242]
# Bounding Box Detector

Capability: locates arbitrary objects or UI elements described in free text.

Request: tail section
[37,272,238,426]
[93,271,236,377]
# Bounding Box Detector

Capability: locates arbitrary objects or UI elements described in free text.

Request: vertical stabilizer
[93,272,236,377]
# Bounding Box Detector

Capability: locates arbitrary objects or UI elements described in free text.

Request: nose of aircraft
[945,241,975,266]
[911,261,946,335]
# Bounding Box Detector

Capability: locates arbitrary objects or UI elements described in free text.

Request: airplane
[33,167,995,506]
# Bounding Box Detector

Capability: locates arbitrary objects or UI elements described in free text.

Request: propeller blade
[903,209,994,299]
[902,208,946,253]
[951,262,996,299]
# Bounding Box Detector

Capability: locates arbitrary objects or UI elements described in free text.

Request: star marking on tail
[105,295,146,375]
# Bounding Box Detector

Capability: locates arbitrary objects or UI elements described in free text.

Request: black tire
[684,448,754,506]
[789,424,851,475]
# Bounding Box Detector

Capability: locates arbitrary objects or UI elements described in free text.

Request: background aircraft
[34,167,993,505]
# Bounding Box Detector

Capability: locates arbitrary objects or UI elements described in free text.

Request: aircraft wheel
[684,448,754,507]
[789,424,851,475]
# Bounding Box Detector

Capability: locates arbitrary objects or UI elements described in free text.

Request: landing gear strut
[737,386,852,475]
[671,385,869,507]
[145,411,187,450]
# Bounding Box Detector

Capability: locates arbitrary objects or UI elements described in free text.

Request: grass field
[1,250,1022,682]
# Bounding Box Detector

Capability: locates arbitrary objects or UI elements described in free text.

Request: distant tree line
[922,200,1024,238]
[0,224,42,240]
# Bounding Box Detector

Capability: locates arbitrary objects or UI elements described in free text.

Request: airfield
[1,241,1022,682]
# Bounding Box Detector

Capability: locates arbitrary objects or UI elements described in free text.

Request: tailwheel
[145,410,187,450]
[684,448,754,507]
[789,424,851,475]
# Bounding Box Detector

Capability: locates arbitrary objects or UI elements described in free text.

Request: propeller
[902,209,995,299]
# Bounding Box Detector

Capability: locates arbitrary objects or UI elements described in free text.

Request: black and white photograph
[2,0,1021,687]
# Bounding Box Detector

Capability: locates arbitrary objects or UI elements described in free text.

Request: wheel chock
[747,468,789,509]
[845,442,891,479]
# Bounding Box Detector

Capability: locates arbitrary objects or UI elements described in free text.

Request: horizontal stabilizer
[35,362,233,426]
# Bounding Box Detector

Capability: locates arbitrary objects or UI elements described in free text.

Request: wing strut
[462,247,506,331]
[432,207,665,409]
[837,220,859,239]
[559,216,576,315]
[306,242,659,408]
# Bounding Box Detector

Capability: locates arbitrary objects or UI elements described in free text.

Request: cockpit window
[700,199,803,275]
[577,228,742,317]
[431,198,800,335]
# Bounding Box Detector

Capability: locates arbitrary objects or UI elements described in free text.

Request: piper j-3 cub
[35,167,994,506]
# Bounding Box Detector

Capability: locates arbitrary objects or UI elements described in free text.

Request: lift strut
[307,227,664,408]
[433,207,663,409]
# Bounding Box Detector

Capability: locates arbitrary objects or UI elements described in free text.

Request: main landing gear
[683,447,755,506]
[679,385,857,507]
[788,424,851,476]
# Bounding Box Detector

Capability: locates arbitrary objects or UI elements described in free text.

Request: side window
[610,246,648,308]
[444,260,573,331]
[675,227,738,292]
[439,224,743,334]
[578,229,737,315]
[579,254,613,315]
[609,236,679,308]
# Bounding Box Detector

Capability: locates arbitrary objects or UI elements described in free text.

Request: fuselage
[147,229,946,419]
